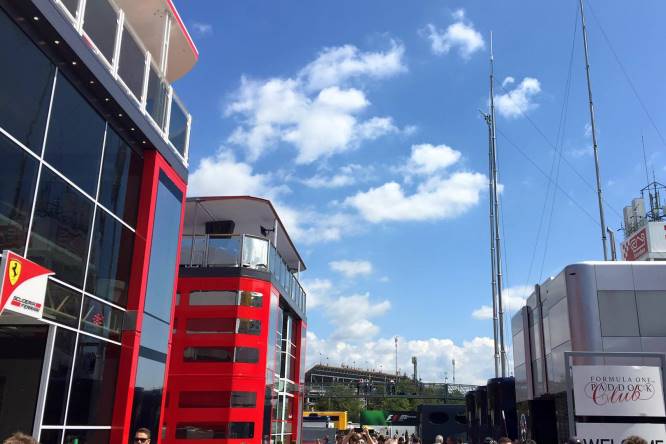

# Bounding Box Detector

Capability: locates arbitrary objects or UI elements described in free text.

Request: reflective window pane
[240,291,263,307]
[67,335,120,425]
[179,391,256,408]
[140,314,169,354]
[131,356,165,440]
[43,327,76,425]
[0,133,39,253]
[118,27,145,101]
[0,9,54,153]
[239,319,262,335]
[44,73,105,196]
[143,173,182,322]
[184,346,233,363]
[80,297,123,341]
[28,168,94,288]
[207,236,240,267]
[86,209,134,306]
[98,128,142,226]
[43,280,81,328]
[231,391,257,408]
[169,96,188,156]
[175,423,254,440]
[82,0,117,63]
[236,347,259,363]
[183,347,260,364]
[39,430,62,444]
[61,0,79,17]
[146,66,168,129]
[189,290,237,306]
[63,429,110,444]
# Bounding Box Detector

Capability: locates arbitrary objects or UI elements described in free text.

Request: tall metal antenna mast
[394,336,398,376]
[579,0,608,260]
[489,32,507,377]
[484,32,506,377]
[484,108,500,378]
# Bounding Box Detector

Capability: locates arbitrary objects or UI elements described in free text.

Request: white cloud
[301,278,333,309]
[346,172,487,223]
[225,42,407,164]
[584,122,592,137]
[226,77,401,164]
[330,260,373,278]
[407,143,462,175]
[422,10,485,59]
[306,332,496,384]
[187,148,286,198]
[299,42,407,91]
[191,22,212,36]
[471,285,533,320]
[302,164,369,189]
[502,76,515,88]
[494,77,541,119]
[273,203,357,245]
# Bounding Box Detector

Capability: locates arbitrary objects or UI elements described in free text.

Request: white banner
[572,365,665,417]
[576,423,666,443]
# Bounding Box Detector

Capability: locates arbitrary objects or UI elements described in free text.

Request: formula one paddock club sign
[572,365,666,442]
[0,250,54,319]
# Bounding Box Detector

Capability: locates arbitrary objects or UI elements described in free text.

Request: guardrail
[181,234,306,313]
[52,0,191,164]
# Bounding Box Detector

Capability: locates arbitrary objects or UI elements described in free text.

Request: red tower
[165,197,308,444]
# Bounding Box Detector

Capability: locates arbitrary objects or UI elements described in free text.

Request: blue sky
[173,1,666,383]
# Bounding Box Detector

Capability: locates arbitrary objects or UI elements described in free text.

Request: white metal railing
[51,0,191,165]
[181,234,307,313]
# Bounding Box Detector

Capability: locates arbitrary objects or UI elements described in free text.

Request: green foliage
[314,384,364,423]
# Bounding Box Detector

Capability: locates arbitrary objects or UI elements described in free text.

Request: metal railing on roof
[180,234,307,313]
[52,0,192,164]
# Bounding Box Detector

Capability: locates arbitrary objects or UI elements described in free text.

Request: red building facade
[0,0,197,442]
[165,197,308,444]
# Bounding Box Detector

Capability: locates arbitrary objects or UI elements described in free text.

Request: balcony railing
[52,0,192,164]
[181,234,307,313]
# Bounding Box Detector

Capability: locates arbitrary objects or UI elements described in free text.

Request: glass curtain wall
[0,9,142,444]
[270,307,299,444]
[130,172,183,438]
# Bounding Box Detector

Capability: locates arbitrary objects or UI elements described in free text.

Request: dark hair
[3,433,38,444]
[623,437,647,444]
[135,428,152,439]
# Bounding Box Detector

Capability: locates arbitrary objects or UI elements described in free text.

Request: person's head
[445,438,456,444]
[412,438,420,444]
[623,437,647,444]
[498,439,512,444]
[398,437,405,444]
[483,438,497,444]
[3,433,38,444]
[134,427,151,444]
[434,436,444,444]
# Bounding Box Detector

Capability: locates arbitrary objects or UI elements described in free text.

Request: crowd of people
[317,427,654,444]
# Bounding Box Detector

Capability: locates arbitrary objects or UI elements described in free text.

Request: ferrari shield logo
[8,259,21,286]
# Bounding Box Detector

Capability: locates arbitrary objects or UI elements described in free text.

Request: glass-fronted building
[0,0,197,442]
[167,197,308,444]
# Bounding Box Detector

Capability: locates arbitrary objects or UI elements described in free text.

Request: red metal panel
[164,275,273,444]
[110,150,187,444]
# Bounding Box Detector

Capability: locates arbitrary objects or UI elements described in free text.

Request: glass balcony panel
[61,0,79,18]
[117,26,145,102]
[146,65,168,130]
[82,0,118,64]
[169,94,188,157]
[180,236,192,265]
[207,236,240,267]
[242,236,268,270]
